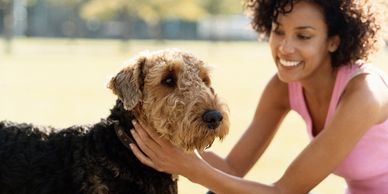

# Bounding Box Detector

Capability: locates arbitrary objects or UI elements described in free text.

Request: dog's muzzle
[202,110,223,130]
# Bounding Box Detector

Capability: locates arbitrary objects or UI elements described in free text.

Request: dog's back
[0,121,83,193]
[0,118,177,194]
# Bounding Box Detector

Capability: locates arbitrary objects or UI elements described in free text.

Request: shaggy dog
[0,49,229,194]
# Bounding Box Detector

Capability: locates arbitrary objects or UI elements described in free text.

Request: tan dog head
[108,49,229,151]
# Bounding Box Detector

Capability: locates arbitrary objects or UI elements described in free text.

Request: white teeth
[279,59,301,67]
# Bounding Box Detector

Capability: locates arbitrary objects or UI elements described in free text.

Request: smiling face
[269,1,340,83]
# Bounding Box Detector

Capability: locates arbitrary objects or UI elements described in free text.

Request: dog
[0,49,229,194]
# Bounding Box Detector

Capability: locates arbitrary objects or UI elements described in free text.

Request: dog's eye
[161,74,176,88]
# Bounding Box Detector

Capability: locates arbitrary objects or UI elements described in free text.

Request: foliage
[80,0,205,24]
[200,0,243,15]
[80,0,243,24]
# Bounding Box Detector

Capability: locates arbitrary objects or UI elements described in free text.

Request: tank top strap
[288,62,376,137]
[288,81,313,132]
[288,82,303,114]
[324,62,382,127]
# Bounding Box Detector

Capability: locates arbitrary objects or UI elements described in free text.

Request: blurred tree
[46,0,89,39]
[0,0,36,53]
[81,0,205,42]
[199,0,243,41]
[1,0,15,53]
[200,0,243,15]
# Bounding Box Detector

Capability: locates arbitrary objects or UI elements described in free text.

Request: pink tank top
[289,63,388,194]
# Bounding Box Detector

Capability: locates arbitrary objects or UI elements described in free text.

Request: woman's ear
[328,35,340,53]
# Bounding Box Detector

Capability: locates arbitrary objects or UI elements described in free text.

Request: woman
[130,0,387,193]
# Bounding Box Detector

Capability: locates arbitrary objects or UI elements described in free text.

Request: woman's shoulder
[261,74,290,111]
[265,74,289,96]
[342,63,388,124]
[343,62,388,94]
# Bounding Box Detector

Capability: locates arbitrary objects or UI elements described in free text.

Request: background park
[1,0,388,193]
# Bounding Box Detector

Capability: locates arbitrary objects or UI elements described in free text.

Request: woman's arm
[130,120,283,194]
[130,74,291,194]
[130,74,388,194]
[201,75,290,177]
[274,74,388,193]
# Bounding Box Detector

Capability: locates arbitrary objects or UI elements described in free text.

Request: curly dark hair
[244,0,382,67]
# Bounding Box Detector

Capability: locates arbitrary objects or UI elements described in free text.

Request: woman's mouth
[279,59,302,68]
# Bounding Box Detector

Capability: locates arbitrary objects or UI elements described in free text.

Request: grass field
[1,38,387,193]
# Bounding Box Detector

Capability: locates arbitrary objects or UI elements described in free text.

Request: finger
[132,121,160,148]
[132,120,165,147]
[195,149,204,158]
[129,143,155,168]
[130,129,158,160]
[134,121,166,146]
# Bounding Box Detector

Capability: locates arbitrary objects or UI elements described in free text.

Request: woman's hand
[130,121,281,194]
[130,120,202,178]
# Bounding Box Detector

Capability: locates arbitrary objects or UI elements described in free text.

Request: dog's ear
[108,56,146,110]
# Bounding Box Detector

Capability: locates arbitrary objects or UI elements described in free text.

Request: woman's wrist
[181,154,211,183]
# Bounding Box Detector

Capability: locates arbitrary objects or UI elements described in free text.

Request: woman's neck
[301,65,337,105]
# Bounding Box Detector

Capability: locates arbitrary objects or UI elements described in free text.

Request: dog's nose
[202,110,223,130]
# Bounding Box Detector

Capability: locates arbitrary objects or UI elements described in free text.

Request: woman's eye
[297,34,311,40]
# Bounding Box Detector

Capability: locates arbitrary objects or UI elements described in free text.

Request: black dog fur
[0,100,177,194]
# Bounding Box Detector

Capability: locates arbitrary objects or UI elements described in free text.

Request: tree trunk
[3,0,13,54]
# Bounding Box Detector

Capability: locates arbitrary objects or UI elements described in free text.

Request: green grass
[1,38,387,193]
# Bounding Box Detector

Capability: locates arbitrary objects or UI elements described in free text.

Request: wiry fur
[0,101,176,194]
[108,49,229,151]
[0,49,229,194]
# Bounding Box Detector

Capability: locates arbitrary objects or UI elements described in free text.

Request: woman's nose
[279,39,296,54]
